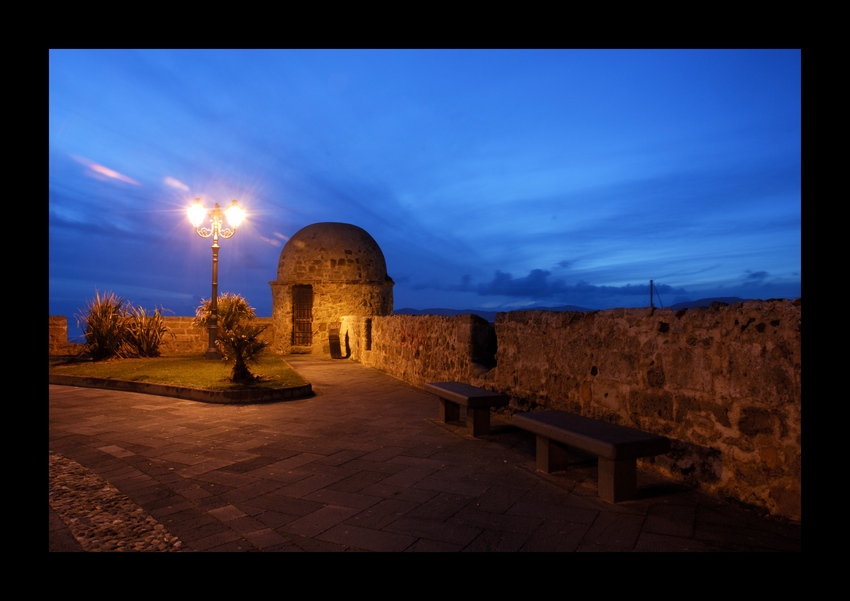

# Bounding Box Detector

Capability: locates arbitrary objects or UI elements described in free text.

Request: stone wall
[340,313,497,383]
[48,298,802,521]
[48,316,276,356]
[270,282,392,356]
[340,299,801,522]
[48,315,80,356]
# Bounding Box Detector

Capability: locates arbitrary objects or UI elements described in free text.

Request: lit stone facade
[269,222,394,356]
[49,297,802,521]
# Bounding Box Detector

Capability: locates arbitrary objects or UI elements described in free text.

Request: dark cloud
[744,270,769,284]
[462,269,699,309]
[50,50,801,329]
[477,269,565,298]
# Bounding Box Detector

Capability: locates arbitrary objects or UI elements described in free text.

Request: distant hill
[395,298,753,321]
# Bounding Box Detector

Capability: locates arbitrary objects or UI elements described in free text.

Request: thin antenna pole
[650,280,654,308]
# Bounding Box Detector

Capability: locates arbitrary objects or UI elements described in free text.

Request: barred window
[292,285,313,345]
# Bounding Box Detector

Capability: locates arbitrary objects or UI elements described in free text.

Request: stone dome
[276,222,392,284]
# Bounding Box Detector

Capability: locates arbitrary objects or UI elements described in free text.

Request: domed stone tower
[270,222,394,356]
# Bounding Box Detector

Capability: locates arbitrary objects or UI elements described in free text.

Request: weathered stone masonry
[269,222,394,356]
[341,299,801,522]
[49,316,275,356]
[49,298,801,522]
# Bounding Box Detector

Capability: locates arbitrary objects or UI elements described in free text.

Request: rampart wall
[49,315,79,356]
[48,316,276,356]
[341,299,801,522]
[49,298,801,521]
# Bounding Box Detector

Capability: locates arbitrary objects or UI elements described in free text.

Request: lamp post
[188,198,245,359]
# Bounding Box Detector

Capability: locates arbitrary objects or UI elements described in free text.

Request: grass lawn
[48,352,309,391]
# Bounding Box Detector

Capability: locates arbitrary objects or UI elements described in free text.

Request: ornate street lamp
[187,198,245,359]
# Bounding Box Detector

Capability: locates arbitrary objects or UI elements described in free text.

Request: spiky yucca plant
[122,306,175,358]
[193,292,268,383]
[75,290,130,361]
[76,290,174,361]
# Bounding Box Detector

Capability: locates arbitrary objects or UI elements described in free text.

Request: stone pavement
[49,355,801,552]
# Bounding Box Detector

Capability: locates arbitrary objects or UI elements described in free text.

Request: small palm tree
[217,323,269,383]
[193,292,268,384]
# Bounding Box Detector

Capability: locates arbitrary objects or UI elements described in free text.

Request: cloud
[256,234,283,247]
[164,176,190,191]
[454,268,701,309]
[71,155,140,186]
[743,270,769,284]
[49,50,800,321]
[477,269,567,298]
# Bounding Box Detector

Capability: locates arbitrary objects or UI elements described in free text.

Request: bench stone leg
[536,436,582,473]
[598,458,637,503]
[439,399,460,423]
[467,407,490,436]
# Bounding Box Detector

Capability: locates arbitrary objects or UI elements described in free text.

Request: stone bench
[424,382,510,437]
[512,410,671,503]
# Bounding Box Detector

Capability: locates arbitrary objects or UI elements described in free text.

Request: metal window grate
[292,285,313,345]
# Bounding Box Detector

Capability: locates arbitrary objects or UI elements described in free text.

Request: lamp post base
[205,319,220,360]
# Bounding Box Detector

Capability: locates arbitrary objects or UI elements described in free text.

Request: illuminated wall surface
[50,299,801,522]
[48,222,800,522]
[270,222,394,356]
[343,300,801,523]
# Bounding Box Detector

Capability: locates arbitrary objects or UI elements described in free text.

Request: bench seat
[512,410,671,502]
[424,382,509,437]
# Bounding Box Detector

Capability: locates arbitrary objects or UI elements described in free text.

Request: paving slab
[49,354,801,552]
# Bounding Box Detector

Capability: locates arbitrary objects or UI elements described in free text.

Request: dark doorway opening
[365,318,372,351]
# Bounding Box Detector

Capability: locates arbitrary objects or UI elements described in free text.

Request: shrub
[122,306,175,358]
[76,290,130,361]
[75,290,173,361]
[193,292,268,383]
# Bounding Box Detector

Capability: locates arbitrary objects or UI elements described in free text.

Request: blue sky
[49,49,801,340]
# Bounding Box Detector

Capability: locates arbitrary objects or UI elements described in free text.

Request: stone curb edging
[48,374,313,404]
